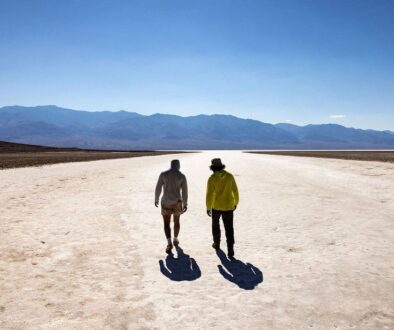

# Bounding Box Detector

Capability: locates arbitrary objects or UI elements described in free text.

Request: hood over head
[170,159,180,171]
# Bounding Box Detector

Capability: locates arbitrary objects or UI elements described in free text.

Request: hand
[207,209,212,217]
[182,205,188,213]
[155,201,159,207]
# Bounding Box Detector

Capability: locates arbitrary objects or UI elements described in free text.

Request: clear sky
[1,0,393,130]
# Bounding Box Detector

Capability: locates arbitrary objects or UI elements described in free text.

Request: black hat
[210,158,225,171]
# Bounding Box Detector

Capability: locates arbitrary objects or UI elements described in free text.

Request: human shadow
[159,246,201,281]
[216,249,263,290]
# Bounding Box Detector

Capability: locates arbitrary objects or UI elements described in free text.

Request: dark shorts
[161,201,183,216]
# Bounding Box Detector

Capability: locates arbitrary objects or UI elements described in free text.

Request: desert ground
[0,141,181,169]
[249,151,394,163]
[0,151,180,170]
[1,151,393,329]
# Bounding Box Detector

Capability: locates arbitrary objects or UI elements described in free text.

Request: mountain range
[0,105,393,150]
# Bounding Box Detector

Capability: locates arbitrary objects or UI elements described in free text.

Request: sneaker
[173,237,179,246]
[212,243,220,250]
[165,244,173,253]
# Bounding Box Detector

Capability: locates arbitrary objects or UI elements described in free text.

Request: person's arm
[206,177,215,216]
[232,175,239,209]
[154,173,163,207]
[181,175,188,211]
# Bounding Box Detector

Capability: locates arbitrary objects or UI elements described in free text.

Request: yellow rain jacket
[206,170,239,211]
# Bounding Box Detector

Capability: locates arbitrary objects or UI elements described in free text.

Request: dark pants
[212,209,234,251]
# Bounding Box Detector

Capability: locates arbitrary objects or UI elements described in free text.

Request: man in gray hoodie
[155,160,188,253]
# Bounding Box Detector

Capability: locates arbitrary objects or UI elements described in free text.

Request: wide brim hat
[209,158,225,170]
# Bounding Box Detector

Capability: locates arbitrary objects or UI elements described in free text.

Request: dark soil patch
[248,151,394,163]
[0,141,185,169]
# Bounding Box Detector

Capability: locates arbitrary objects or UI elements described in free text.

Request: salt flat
[1,151,393,329]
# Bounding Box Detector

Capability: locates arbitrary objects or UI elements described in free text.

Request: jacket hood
[213,170,228,179]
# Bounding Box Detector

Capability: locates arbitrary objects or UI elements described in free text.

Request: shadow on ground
[159,246,201,281]
[216,249,263,290]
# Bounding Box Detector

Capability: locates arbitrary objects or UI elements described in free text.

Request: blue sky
[1,0,393,130]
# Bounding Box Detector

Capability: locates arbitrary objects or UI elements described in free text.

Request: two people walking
[155,158,239,258]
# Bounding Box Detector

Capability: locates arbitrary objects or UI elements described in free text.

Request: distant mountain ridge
[0,105,393,149]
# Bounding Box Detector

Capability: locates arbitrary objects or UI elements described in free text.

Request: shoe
[166,244,173,253]
[173,237,179,246]
[212,243,220,250]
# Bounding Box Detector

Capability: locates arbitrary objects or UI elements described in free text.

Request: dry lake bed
[1,151,393,329]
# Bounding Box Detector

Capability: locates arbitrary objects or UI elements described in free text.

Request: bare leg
[174,214,180,238]
[163,215,171,240]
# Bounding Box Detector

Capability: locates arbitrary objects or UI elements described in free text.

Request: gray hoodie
[155,169,188,207]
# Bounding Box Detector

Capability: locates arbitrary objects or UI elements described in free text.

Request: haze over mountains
[1,105,394,150]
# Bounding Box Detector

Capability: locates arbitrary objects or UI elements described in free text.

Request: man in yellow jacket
[206,158,239,258]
